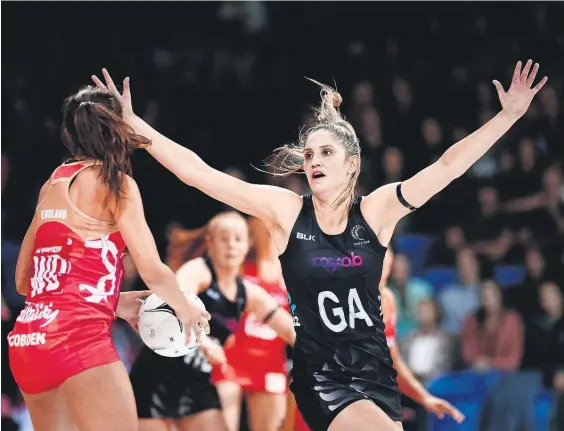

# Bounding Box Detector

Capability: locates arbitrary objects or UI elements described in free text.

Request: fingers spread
[526,63,539,87]
[511,61,522,85]
[520,59,533,84]
[533,76,548,94]
[102,68,119,95]
[91,75,106,89]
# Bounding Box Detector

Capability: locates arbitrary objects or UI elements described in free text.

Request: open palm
[493,59,547,121]
[91,69,135,120]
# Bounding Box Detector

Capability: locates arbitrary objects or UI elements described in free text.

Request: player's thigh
[246,391,287,431]
[60,361,137,431]
[328,399,401,431]
[22,389,76,431]
[175,409,229,431]
[215,380,242,431]
[138,419,172,431]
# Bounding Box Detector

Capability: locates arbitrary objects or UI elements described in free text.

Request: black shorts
[290,375,402,431]
[130,347,221,419]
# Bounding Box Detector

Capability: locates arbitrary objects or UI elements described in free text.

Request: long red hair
[166,213,279,278]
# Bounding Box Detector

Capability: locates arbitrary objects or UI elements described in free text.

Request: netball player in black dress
[94,61,546,430]
[129,212,295,431]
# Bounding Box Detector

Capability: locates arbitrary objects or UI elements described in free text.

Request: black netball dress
[280,195,402,431]
[130,256,246,419]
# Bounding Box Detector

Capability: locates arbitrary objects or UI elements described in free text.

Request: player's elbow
[16,282,28,296]
[438,151,468,181]
[176,157,210,188]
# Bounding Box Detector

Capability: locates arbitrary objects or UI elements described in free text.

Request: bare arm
[244,280,295,346]
[129,115,300,229]
[115,176,209,328]
[175,258,212,295]
[362,61,547,245]
[390,344,428,404]
[15,181,51,295]
[92,69,302,253]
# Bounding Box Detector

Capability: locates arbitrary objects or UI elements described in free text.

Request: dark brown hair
[61,85,151,208]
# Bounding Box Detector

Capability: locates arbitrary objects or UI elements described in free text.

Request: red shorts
[212,362,288,394]
[8,322,119,394]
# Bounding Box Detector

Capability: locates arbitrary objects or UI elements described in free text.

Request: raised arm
[91,70,302,248]
[362,60,547,245]
[244,280,296,346]
[115,175,210,334]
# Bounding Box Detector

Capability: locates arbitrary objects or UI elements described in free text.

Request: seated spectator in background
[400,299,453,382]
[439,248,481,335]
[380,147,404,184]
[388,253,433,339]
[419,117,445,167]
[467,186,516,264]
[505,164,564,239]
[522,281,564,387]
[461,280,524,372]
[506,247,550,320]
[430,225,467,266]
[506,137,546,200]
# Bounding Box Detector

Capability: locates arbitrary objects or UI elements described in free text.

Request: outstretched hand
[91,69,135,121]
[493,59,547,121]
[422,395,465,424]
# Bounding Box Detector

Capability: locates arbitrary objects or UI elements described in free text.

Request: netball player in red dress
[212,217,290,431]
[8,85,209,431]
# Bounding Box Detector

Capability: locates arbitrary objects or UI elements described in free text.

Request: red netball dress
[8,161,126,394]
[211,261,289,394]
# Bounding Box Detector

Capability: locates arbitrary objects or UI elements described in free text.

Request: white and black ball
[138,292,206,357]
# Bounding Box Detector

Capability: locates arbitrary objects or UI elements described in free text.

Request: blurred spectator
[392,77,413,114]
[539,86,559,125]
[419,118,444,166]
[360,106,383,152]
[388,253,433,339]
[461,280,524,372]
[430,225,467,266]
[522,281,564,387]
[399,299,453,382]
[349,80,376,133]
[507,247,550,320]
[358,106,385,190]
[381,147,404,184]
[467,186,515,264]
[503,137,545,202]
[351,80,374,111]
[439,248,482,335]
[505,164,564,240]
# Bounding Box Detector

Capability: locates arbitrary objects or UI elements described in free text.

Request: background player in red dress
[212,217,290,431]
[130,211,294,431]
[8,85,209,431]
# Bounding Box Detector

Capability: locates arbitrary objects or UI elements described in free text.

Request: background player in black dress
[130,211,295,431]
[94,62,547,430]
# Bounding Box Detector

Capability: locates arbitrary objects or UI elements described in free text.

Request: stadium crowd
[2,2,563,430]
